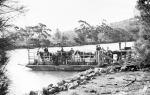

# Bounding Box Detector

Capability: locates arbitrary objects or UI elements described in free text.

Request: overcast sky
[15,0,137,31]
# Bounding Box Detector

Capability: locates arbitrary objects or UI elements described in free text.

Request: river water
[6,42,134,95]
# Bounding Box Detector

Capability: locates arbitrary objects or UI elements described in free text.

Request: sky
[14,0,137,31]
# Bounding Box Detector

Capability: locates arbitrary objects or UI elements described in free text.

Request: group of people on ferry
[35,45,116,65]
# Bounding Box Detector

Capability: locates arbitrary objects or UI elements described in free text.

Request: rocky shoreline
[27,63,150,95]
[28,64,135,95]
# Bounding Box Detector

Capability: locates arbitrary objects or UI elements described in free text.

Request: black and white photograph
[1,0,150,95]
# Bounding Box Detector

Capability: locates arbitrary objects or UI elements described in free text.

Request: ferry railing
[27,49,115,66]
[71,52,97,65]
[28,49,36,64]
[96,48,115,66]
[42,54,51,62]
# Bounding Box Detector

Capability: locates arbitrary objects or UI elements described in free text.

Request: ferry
[26,45,132,71]
[26,46,100,71]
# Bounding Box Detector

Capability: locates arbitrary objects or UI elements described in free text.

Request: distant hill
[110,18,140,34]
[110,18,140,40]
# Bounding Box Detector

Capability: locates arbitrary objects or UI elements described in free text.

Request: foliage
[0,0,26,37]
[0,38,11,95]
[10,23,51,47]
[0,70,9,95]
[0,0,25,95]
[54,28,62,42]
[8,19,136,48]
[74,20,135,44]
[135,0,150,65]
[110,18,140,40]
[53,29,69,46]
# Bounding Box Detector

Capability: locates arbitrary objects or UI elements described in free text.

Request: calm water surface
[6,42,134,95]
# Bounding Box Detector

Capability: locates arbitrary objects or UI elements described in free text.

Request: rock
[59,85,67,91]
[65,79,72,83]
[47,86,60,94]
[42,88,49,95]
[79,72,84,76]
[57,80,65,86]
[53,86,60,92]
[108,67,115,73]
[73,75,80,80]
[87,69,94,74]
[94,68,101,74]
[90,89,97,93]
[68,81,78,89]
[48,84,53,89]
[87,72,95,78]
[58,86,64,91]
[86,76,91,80]
[106,66,113,74]
[100,68,107,73]
[69,78,75,82]
[29,91,38,95]
[120,65,127,72]
[120,64,138,72]
[76,80,81,85]
[101,91,112,94]
[80,80,87,85]
[108,77,115,79]
[64,83,69,89]
[82,71,89,76]
[80,75,87,80]
[48,88,57,94]
[114,65,121,72]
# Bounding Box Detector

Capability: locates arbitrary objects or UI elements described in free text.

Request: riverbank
[28,64,150,95]
[57,71,150,95]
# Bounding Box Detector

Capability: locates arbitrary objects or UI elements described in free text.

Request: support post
[27,49,30,64]
[98,51,100,66]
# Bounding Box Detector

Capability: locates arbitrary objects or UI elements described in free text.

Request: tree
[13,23,51,47]
[96,22,112,42]
[74,20,134,44]
[75,20,99,43]
[61,33,68,43]
[0,0,25,38]
[53,29,70,46]
[0,0,25,95]
[112,28,133,42]
[135,0,150,65]
[54,28,62,42]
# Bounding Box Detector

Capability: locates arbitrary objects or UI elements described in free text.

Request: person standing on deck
[70,48,74,54]
[60,46,65,64]
[37,48,44,64]
[96,45,103,66]
[119,42,121,50]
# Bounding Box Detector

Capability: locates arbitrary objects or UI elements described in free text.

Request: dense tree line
[6,19,137,48]
[74,20,135,45]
